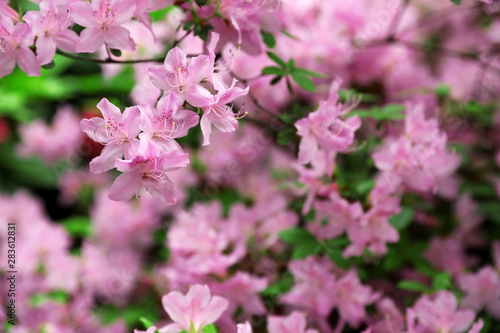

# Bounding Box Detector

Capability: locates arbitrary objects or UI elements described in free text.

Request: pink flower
[23,0,79,65]
[167,202,247,277]
[133,0,172,36]
[237,322,253,333]
[17,105,83,164]
[281,257,337,317]
[70,0,136,53]
[369,298,404,333]
[110,139,189,205]
[81,98,141,173]
[295,80,361,165]
[334,270,380,327]
[267,311,319,333]
[139,91,199,151]
[308,192,363,241]
[161,284,229,333]
[409,291,476,333]
[200,79,249,146]
[344,207,400,257]
[0,15,39,78]
[457,266,500,319]
[210,272,268,317]
[148,47,214,107]
[0,0,19,23]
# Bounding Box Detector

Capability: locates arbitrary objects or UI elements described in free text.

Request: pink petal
[112,0,136,25]
[104,26,136,51]
[97,98,123,122]
[162,150,190,171]
[200,114,212,146]
[17,47,40,76]
[164,47,187,69]
[53,29,79,53]
[108,170,142,201]
[297,134,318,165]
[196,295,229,330]
[69,2,95,27]
[184,84,213,107]
[162,292,191,329]
[0,51,17,79]
[122,106,141,139]
[35,35,56,66]
[76,28,105,53]
[89,143,123,173]
[142,177,177,205]
[148,65,170,90]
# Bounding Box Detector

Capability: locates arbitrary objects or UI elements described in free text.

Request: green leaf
[279,228,317,245]
[150,5,179,21]
[261,31,276,48]
[349,104,405,121]
[277,128,295,145]
[195,0,209,6]
[41,61,55,70]
[293,67,327,78]
[0,144,59,189]
[261,66,286,76]
[260,272,294,296]
[451,0,461,4]
[435,85,451,97]
[59,216,93,238]
[325,247,351,270]
[110,48,122,57]
[292,240,321,259]
[397,280,431,293]
[290,72,315,92]
[478,201,500,224]
[270,76,282,85]
[202,324,218,333]
[30,290,70,307]
[287,59,295,71]
[389,207,414,231]
[432,272,452,291]
[140,317,160,333]
[267,51,286,67]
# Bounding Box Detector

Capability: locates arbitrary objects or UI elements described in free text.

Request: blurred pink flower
[161,284,229,333]
[267,311,319,333]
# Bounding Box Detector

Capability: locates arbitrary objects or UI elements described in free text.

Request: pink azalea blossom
[134,0,173,36]
[408,291,476,333]
[110,139,189,205]
[70,0,136,53]
[308,191,363,241]
[267,311,319,333]
[457,266,500,319]
[148,46,214,107]
[0,15,39,78]
[281,257,337,317]
[210,272,268,317]
[17,105,83,164]
[81,98,141,173]
[23,0,79,65]
[161,284,229,333]
[200,79,249,146]
[0,0,19,23]
[334,270,380,327]
[139,91,199,151]
[295,80,361,165]
[344,207,400,257]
